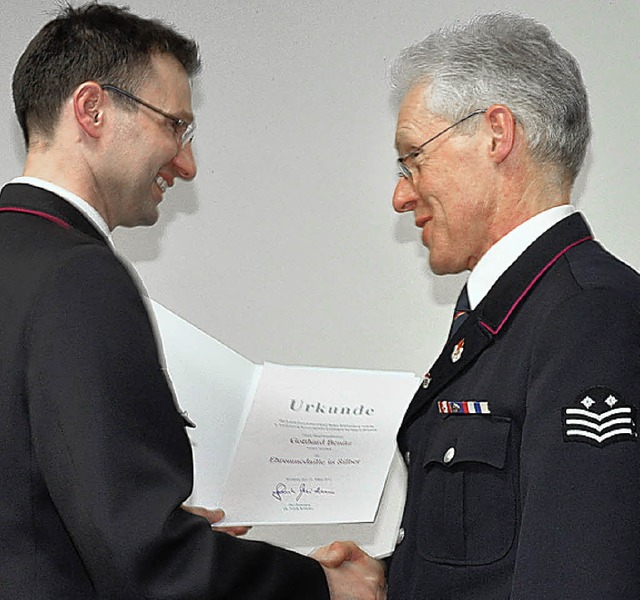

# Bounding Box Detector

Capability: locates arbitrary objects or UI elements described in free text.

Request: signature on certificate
[272,482,336,502]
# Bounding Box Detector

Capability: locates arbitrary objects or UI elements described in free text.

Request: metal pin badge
[451,339,464,363]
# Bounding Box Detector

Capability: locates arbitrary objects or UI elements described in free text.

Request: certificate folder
[149,300,418,557]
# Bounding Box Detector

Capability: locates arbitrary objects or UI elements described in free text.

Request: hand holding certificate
[150,300,418,557]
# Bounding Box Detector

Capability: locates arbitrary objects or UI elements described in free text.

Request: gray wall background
[2,0,639,377]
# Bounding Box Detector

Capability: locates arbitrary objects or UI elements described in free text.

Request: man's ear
[484,104,516,164]
[73,82,105,138]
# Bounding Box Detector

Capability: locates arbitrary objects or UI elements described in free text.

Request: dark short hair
[12,2,201,146]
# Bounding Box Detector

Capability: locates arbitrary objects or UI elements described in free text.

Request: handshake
[190,506,387,599]
[312,540,387,600]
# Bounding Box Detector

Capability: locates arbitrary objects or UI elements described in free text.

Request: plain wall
[2,0,638,378]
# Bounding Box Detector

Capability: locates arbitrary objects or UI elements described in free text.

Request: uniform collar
[0,181,110,246]
[467,205,575,309]
[8,176,113,247]
[476,212,592,336]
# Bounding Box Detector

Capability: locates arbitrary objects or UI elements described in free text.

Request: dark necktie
[448,285,470,340]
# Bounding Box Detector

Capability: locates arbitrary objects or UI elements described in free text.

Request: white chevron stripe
[565,428,634,444]
[565,417,633,433]
[565,407,631,421]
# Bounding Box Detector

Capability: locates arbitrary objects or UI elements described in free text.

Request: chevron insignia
[563,387,637,447]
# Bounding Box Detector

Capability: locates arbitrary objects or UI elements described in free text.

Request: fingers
[182,505,225,524]
[313,540,387,599]
[181,505,251,536]
[319,553,387,600]
[312,541,362,568]
[212,523,252,537]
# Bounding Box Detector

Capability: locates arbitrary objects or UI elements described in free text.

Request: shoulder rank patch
[563,386,637,447]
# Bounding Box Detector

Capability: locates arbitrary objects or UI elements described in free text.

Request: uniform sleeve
[26,244,329,600]
[511,286,640,599]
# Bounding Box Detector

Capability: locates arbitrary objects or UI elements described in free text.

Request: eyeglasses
[101,84,196,147]
[397,109,487,180]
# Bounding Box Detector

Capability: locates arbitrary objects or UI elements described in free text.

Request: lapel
[0,183,109,245]
[398,213,594,447]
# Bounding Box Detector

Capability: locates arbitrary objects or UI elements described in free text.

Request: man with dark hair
[325,13,640,599]
[0,4,384,598]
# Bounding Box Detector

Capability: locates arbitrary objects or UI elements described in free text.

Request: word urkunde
[289,399,375,416]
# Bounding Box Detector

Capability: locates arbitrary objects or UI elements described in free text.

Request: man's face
[102,53,197,229]
[392,85,498,275]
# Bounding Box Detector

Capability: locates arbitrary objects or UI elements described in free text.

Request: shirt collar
[9,176,114,248]
[466,205,576,309]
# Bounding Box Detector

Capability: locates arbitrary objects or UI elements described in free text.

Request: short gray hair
[390,13,591,183]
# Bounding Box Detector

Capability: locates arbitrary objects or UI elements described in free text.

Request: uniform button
[443,447,456,464]
[396,528,405,545]
[404,451,411,465]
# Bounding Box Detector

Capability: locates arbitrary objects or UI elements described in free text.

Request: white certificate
[220,363,417,525]
[149,300,418,556]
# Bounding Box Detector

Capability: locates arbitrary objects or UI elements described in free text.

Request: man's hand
[181,505,251,537]
[312,541,386,600]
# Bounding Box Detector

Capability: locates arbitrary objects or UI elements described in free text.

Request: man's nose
[392,176,419,213]
[172,142,197,181]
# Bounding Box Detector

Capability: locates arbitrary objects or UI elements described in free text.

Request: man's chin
[429,255,467,276]
[139,211,160,227]
[119,209,160,229]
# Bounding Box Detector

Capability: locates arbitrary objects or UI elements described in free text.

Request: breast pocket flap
[423,415,511,471]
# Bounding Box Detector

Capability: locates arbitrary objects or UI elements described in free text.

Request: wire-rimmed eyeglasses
[101,84,196,147]
[397,109,487,180]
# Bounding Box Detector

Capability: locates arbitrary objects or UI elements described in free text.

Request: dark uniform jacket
[0,183,329,599]
[388,213,640,599]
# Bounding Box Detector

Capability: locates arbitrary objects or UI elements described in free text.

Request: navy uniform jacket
[387,213,640,599]
[0,183,330,599]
